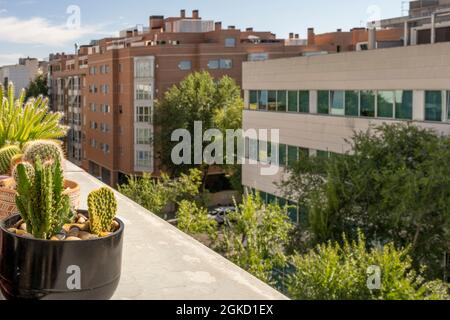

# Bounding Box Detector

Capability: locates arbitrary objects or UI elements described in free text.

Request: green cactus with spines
[88,187,118,236]
[23,140,65,166]
[0,145,21,174]
[12,161,35,184]
[15,156,72,239]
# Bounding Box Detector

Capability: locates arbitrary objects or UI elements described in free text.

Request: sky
[0,0,409,66]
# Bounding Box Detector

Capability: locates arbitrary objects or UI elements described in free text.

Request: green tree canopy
[287,232,449,300]
[25,74,49,101]
[155,71,243,188]
[280,123,450,280]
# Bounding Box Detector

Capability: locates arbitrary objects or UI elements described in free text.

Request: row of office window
[177,59,233,71]
[89,121,109,133]
[90,139,110,154]
[89,64,110,75]
[244,138,332,167]
[244,187,306,225]
[247,90,450,122]
[90,104,110,113]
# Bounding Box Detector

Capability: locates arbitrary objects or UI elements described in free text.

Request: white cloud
[0,15,108,46]
[0,53,25,66]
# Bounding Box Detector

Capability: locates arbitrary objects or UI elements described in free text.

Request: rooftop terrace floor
[1,162,287,300]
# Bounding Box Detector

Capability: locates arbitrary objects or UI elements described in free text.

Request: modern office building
[0,57,46,97]
[48,9,403,186]
[242,41,450,224]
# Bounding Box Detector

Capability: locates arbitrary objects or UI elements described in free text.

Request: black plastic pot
[0,211,124,300]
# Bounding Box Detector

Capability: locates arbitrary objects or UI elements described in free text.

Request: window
[136,151,151,168]
[136,84,152,100]
[118,64,123,73]
[90,66,96,75]
[207,60,219,69]
[178,60,192,70]
[330,90,345,116]
[100,123,109,133]
[318,91,329,114]
[395,90,413,120]
[90,103,96,112]
[136,128,152,145]
[425,91,442,121]
[101,104,110,113]
[377,91,394,118]
[316,150,329,158]
[299,91,310,113]
[219,59,232,69]
[258,90,268,111]
[249,91,258,110]
[360,90,375,117]
[90,121,97,130]
[208,59,232,69]
[225,38,236,47]
[90,139,97,148]
[288,91,298,112]
[101,84,109,94]
[135,59,152,78]
[447,91,450,121]
[278,144,287,167]
[345,90,359,116]
[136,106,152,123]
[277,91,287,112]
[268,91,277,112]
[288,146,298,166]
[299,147,309,159]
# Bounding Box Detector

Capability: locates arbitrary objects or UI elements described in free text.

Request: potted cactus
[0,157,124,299]
[0,139,80,221]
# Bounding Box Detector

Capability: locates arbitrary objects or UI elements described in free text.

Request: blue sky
[0,0,409,66]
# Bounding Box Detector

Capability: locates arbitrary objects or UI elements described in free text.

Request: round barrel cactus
[23,140,64,166]
[0,145,21,174]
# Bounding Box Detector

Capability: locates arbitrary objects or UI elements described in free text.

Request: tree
[218,193,294,284]
[177,200,217,238]
[25,74,49,100]
[0,82,68,148]
[118,168,202,217]
[286,232,449,300]
[155,72,243,189]
[280,123,450,279]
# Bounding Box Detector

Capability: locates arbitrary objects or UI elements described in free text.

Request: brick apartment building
[48,9,403,186]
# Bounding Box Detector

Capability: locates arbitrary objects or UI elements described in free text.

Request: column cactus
[12,161,35,184]
[88,187,118,236]
[23,140,65,166]
[0,145,21,174]
[15,156,72,239]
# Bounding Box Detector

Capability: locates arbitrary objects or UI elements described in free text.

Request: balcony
[0,162,287,300]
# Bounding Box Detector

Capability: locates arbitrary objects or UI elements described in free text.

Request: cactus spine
[88,187,118,236]
[15,156,72,239]
[23,140,64,166]
[0,145,21,174]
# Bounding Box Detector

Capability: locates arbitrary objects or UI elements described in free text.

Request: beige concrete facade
[242,42,450,199]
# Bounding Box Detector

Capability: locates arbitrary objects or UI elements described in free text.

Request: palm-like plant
[0,82,68,149]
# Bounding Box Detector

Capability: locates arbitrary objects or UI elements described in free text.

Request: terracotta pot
[0,178,80,221]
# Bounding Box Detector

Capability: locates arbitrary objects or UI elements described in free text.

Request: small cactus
[15,156,72,239]
[88,187,118,236]
[0,145,21,174]
[12,161,35,184]
[23,140,64,166]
